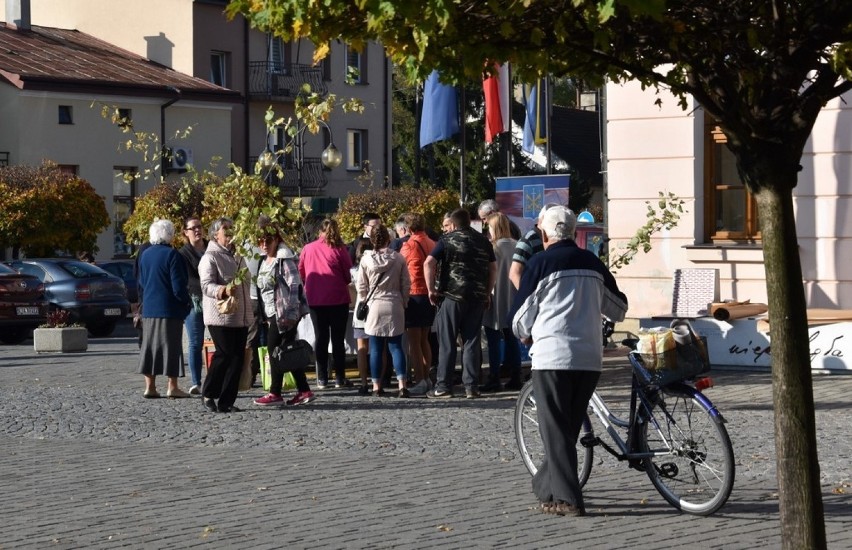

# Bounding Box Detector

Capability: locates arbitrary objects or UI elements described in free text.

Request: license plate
[104,308,122,316]
[16,306,39,316]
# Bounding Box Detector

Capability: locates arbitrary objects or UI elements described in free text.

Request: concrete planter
[33,327,88,353]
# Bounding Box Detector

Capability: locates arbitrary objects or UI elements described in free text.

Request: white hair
[478,199,499,217]
[148,219,175,245]
[539,206,577,241]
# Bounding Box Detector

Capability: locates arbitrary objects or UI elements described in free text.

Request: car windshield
[59,261,109,278]
[0,263,16,274]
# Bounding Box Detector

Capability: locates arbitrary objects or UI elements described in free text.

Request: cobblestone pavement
[0,324,850,548]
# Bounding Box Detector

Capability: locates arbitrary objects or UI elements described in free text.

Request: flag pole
[506,63,513,177]
[545,75,552,174]
[459,84,466,205]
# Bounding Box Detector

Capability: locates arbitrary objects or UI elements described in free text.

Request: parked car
[99,260,138,304]
[5,259,130,337]
[0,263,48,344]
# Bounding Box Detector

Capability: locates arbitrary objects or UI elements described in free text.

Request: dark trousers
[309,304,349,384]
[434,297,485,392]
[267,317,310,394]
[531,369,600,510]
[203,325,248,410]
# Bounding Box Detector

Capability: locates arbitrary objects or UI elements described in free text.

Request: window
[58,105,73,124]
[346,129,366,170]
[704,118,760,241]
[321,55,331,81]
[345,45,365,84]
[210,52,228,86]
[113,168,137,257]
[57,165,78,175]
[269,36,289,74]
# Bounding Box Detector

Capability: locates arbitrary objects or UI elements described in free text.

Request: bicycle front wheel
[640,386,734,515]
[514,380,594,487]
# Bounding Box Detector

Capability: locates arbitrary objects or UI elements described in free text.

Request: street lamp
[259,118,342,196]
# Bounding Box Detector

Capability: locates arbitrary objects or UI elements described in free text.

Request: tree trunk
[754,185,826,549]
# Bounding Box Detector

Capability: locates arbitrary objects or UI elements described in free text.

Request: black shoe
[371,388,386,397]
[503,378,524,391]
[202,398,218,413]
[357,384,370,396]
[219,405,241,413]
[481,379,502,392]
[397,388,411,398]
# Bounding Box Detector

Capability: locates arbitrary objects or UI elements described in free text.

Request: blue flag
[522,79,548,154]
[420,70,459,148]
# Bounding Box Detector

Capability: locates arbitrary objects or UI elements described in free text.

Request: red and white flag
[483,63,511,143]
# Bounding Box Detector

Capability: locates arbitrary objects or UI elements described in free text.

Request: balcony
[248,62,327,100]
[248,156,328,197]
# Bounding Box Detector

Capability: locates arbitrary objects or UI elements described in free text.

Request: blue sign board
[495,174,570,233]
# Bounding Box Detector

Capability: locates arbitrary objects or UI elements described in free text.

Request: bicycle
[514,322,735,516]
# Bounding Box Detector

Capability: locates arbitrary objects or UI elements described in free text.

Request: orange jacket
[400,231,436,296]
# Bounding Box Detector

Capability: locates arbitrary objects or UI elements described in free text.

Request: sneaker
[408,379,430,395]
[427,388,453,399]
[316,380,328,390]
[465,387,481,399]
[189,385,201,395]
[286,391,316,406]
[254,393,284,406]
[335,378,353,389]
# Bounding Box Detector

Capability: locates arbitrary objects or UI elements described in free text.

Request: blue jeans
[369,335,406,385]
[184,308,205,387]
[484,326,521,380]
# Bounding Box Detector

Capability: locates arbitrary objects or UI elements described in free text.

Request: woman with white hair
[137,219,192,399]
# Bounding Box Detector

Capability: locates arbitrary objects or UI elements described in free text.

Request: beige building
[0,9,238,259]
[31,0,393,208]
[605,80,852,318]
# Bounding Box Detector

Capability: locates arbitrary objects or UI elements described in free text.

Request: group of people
[133,200,629,518]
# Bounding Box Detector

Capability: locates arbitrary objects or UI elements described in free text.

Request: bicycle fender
[664,382,727,424]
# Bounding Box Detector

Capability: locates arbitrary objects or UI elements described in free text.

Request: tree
[0,163,110,257]
[226,1,852,546]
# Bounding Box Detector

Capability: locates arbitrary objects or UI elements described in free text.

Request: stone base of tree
[33,327,88,353]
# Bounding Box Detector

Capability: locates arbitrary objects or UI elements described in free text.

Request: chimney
[5,0,31,30]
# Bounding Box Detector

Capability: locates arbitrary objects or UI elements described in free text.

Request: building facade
[31,0,392,209]
[606,80,852,317]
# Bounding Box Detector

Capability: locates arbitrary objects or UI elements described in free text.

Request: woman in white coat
[356,223,411,397]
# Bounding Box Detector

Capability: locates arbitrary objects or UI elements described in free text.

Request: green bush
[336,186,460,241]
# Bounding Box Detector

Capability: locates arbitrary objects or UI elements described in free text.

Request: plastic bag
[637,327,676,371]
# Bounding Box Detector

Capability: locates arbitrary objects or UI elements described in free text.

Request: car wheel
[0,329,27,344]
[87,322,116,338]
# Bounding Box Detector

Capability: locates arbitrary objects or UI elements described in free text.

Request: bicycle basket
[631,335,710,387]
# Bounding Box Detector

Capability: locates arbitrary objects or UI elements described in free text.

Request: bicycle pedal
[579,433,598,448]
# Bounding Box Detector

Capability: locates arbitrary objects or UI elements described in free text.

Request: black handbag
[355,271,386,321]
[271,339,314,373]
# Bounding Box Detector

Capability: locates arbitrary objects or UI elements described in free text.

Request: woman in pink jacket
[298,218,353,389]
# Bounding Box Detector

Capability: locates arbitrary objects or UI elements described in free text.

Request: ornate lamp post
[259,118,342,197]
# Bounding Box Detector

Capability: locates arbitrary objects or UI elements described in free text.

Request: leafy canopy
[0,163,110,256]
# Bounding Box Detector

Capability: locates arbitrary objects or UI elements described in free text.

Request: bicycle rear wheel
[640,386,734,515]
[514,380,593,487]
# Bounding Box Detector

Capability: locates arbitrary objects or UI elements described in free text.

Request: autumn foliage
[0,163,109,256]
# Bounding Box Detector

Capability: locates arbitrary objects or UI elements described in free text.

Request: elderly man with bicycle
[511,205,628,517]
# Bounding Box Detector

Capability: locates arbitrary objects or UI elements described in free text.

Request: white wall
[29,0,195,74]
[606,80,852,318]
[10,90,230,258]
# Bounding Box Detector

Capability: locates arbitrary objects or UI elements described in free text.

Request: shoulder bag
[356,271,386,321]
